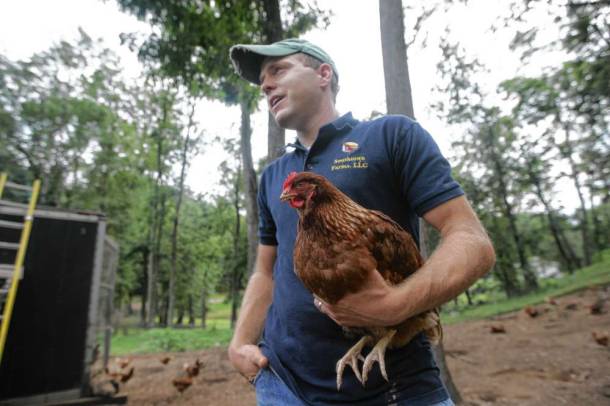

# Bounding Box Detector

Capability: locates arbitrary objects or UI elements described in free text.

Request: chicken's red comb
[282,171,298,190]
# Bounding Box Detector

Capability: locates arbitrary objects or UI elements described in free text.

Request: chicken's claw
[362,329,396,385]
[336,335,372,390]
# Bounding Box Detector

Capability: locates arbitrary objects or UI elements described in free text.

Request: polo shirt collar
[285,112,358,153]
[319,112,358,135]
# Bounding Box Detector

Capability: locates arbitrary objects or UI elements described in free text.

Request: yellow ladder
[0,173,41,364]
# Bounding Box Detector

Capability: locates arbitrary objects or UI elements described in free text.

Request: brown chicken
[592,331,609,347]
[589,298,605,315]
[104,365,135,390]
[523,306,540,318]
[172,375,193,393]
[489,324,506,334]
[280,172,441,390]
[184,358,203,377]
[115,357,131,369]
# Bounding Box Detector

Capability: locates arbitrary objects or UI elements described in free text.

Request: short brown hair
[299,54,340,103]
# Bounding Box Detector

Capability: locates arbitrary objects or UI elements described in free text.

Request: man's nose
[261,77,275,95]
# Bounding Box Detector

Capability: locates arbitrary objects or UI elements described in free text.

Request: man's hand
[314,270,406,327]
[228,343,269,382]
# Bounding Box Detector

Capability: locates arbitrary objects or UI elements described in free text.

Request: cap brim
[230,44,299,85]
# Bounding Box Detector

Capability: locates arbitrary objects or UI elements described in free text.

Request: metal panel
[80,221,106,396]
[0,215,100,399]
[0,207,103,224]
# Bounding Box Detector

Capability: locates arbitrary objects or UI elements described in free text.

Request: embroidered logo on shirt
[331,155,368,171]
[342,142,359,153]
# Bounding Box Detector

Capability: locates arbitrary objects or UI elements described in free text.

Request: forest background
[0,0,608,352]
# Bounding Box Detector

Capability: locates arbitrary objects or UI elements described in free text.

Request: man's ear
[317,63,333,89]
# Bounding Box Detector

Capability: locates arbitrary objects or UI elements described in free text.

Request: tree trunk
[490,214,521,297]
[168,104,195,326]
[561,128,593,266]
[201,286,208,329]
[153,187,167,326]
[379,0,414,118]
[239,94,259,276]
[487,128,537,291]
[262,0,286,161]
[145,249,155,327]
[230,158,242,329]
[379,1,462,403]
[145,94,170,328]
[141,249,149,325]
[589,194,603,258]
[527,164,579,272]
[188,294,195,327]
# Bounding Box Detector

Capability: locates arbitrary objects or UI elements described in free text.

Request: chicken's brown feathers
[284,172,440,349]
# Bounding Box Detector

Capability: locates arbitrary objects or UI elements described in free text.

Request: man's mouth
[270,95,285,111]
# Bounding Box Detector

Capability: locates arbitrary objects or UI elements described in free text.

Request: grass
[442,249,610,324]
[110,294,233,356]
[110,251,610,355]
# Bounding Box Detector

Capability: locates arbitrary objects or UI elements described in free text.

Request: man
[228,38,495,405]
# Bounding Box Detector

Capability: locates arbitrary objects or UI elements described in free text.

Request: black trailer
[0,205,120,405]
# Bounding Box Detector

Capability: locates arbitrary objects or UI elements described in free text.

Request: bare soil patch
[99,286,609,405]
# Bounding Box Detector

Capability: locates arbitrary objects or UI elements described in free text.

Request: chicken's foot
[336,335,372,390]
[361,329,397,385]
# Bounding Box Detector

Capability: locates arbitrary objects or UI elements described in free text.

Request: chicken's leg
[336,335,372,390]
[361,329,397,385]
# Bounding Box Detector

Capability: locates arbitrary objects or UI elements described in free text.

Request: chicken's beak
[280,189,295,202]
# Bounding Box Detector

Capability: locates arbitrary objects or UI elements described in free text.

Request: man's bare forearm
[397,221,495,320]
[390,196,496,323]
[231,271,273,346]
[230,245,276,347]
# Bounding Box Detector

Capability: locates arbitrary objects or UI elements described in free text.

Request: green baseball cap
[230,38,338,85]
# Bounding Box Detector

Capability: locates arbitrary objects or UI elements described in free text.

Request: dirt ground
[97,286,610,405]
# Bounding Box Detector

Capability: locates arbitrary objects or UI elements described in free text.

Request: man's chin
[273,111,292,129]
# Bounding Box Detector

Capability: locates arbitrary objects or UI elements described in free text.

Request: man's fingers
[257,355,269,368]
[243,345,268,368]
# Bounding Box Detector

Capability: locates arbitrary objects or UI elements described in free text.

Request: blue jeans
[253,366,455,406]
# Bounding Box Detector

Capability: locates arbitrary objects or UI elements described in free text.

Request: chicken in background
[280,172,441,390]
[591,331,608,347]
[184,358,203,377]
[589,296,606,315]
[160,356,172,365]
[172,375,193,394]
[489,324,507,334]
[104,365,135,384]
[172,358,204,393]
[523,306,540,318]
[115,357,131,369]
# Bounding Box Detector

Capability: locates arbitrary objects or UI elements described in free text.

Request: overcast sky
[0,0,577,210]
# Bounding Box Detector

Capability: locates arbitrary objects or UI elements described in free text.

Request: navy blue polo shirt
[257,112,463,405]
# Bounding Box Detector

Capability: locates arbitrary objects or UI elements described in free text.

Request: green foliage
[0,31,248,327]
[111,325,233,355]
[434,0,609,296]
[111,293,234,355]
[115,0,328,105]
[443,249,610,324]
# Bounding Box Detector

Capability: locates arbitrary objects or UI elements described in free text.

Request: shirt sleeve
[257,171,278,246]
[393,120,464,217]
